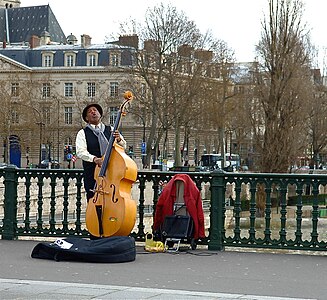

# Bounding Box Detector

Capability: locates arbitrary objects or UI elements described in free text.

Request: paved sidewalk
[0,239,325,299]
[0,278,314,300]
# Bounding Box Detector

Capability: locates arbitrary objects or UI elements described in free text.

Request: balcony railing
[1,166,327,251]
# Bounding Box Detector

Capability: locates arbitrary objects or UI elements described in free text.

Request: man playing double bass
[75,103,126,202]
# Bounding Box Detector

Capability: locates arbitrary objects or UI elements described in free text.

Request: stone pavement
[0,278,314,299]
[0,239,326,300]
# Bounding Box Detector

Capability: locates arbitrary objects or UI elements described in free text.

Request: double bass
[86,91,137,237]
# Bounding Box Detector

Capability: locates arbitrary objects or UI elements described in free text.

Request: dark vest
[83,125,111,199]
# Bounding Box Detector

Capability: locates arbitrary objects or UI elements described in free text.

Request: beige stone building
[0,1,251,170]
[0,2,148,168]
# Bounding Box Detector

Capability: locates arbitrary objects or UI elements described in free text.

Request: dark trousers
[85,177,101,240]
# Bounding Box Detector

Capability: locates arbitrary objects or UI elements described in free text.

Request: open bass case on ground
[31,236,136,263]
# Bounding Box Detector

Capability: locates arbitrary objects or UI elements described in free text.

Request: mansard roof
[0,5,66,44]
[0,43,135,68]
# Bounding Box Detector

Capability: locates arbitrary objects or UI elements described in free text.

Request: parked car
[0,163,18,168]
[39,159,60,169]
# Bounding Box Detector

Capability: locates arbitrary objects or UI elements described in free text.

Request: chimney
[194,49,213,62]
[81,34,92,47]
[178,44,194,57]
[118,35,139,49]
[143,39,161,53]
[29,35,40,49]
[81,34,92,48]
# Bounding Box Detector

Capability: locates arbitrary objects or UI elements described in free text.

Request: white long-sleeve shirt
[75,123,126,162]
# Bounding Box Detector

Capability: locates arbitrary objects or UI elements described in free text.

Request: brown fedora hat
[82,103,103,122]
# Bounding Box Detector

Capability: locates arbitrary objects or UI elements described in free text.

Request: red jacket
[153,174,205,239]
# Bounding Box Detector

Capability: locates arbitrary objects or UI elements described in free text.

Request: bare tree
[255,0,313,173]
[0,72,43,165]
[251,0,314,216]
[208,40,237,167]
[227,64,258,169]
[123,3,204,166]
[307,74,327,168]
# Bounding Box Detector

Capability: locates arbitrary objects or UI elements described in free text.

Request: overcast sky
[22,0,327,67]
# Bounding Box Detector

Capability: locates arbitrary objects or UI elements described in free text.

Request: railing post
[2,166,18,240]
[208,169,225,251]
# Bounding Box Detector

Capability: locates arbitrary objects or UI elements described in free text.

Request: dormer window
[109,52,121,67]
[86,52,99,66]
[42,52,55,67]
[66,54,74,67]
[89,54,96,66]
[64,51,77,67]
[44,55,52,67]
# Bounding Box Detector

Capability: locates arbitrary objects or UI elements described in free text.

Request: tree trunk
[174,118,182,166]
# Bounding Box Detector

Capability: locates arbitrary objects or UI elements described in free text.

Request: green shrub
[288,194,327,206]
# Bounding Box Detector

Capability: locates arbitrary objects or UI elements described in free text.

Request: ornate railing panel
[211,171,327,251]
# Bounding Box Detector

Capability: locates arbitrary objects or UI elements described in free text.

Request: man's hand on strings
[93,157,103,167]
[114,130,122,143]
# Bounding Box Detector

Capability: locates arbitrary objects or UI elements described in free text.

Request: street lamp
[54,97,60,163]
[26,146,29,167]
[36,121,45,166]
[224,129,233,170]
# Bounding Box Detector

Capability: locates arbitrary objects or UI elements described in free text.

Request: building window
[65,137,73,146]
[66,54,74,67]
[64,52,77,67]
[89,54,96,66]
[87,82,96,97]
[109,82,118,97]
[64,107,73,124]
[42,52,54,67]
[44,55,52,67]
[110,52,120,66]
[64,83,73,97]
[42,83,50,98]
[234,85,245,94]
[42,107,51,124]
[11,110,19,123]
[11,82,19,97]
[109,106,118,125]
[87,53,97,66]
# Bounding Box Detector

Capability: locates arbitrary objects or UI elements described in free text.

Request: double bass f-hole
[92,183,102,204]
[110,183,119,203]
[92,192,99,204]
[91,180,107,203]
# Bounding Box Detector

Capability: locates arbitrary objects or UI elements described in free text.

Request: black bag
[161,215,194,240]
[31,236,136,263]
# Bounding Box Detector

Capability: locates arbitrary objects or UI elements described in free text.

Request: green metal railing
[1,166,327,251]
